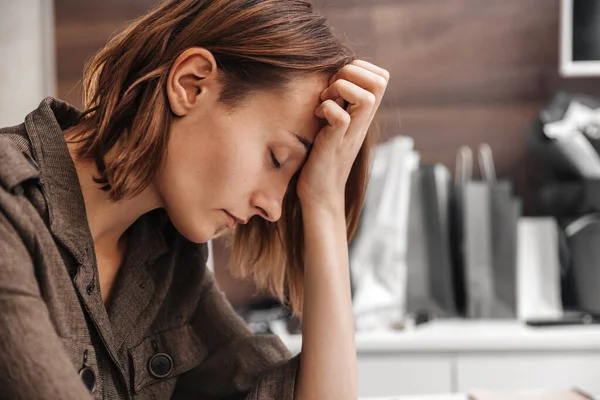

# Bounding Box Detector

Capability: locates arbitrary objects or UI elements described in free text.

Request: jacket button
[79,366,96,393]
[148,353,173,378]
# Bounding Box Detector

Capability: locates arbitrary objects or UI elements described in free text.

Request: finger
[351,59,390,82]
[330,65,386,120]
[314,100,351,149]
[320,79,376,118]
[324,76,347,109]
[316,97,369,146]
[315,99,351,130]
[333,64,387,98]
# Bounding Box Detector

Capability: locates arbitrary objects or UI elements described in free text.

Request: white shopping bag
[350,136,419,331]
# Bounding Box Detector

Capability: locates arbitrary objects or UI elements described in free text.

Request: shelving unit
[278,320,600,398]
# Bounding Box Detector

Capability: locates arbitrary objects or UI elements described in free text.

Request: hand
[296,60,389,211]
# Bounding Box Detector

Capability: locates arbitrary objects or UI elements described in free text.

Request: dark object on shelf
[534,180,600,312]
[526,311,600,327]
[529,91,600,318]
[561,213,600,316]
[537,179,600,216]
[529,91,600,181]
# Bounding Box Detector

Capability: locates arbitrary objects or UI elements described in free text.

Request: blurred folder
[406,163,458,318]
[489,181,521,318]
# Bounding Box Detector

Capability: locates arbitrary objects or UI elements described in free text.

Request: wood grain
[54,0,600,300]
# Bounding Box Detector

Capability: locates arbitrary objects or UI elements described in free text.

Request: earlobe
[166,47,217,117]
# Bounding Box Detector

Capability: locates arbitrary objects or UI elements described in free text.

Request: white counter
[360,396,466,400]
[280,319,600,354]
[277,320,600,398]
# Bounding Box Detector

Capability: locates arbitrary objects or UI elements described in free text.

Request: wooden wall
[54,0,600,300]
[55,0,600,210]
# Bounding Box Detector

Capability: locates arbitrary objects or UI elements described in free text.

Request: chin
[176,223,213,244]
[165,209,214,244]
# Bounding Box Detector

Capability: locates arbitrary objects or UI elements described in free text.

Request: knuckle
[363,92,376,106]
[323,99,337,109]
[381,69,390,82]
[336,78,350,88]
[376,75,388,89]
[347,64,359,73]
[330,109,350,126]
[339,111,351,125]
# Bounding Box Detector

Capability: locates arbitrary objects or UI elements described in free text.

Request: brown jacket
[0,97,299,400]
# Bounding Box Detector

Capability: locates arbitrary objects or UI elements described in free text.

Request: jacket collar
[24,97,94,266]
[23,97,169,268]
[0,137,40,192]
[21,97,174,374]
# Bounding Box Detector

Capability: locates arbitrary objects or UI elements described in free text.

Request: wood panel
[54,0,600,180]
[57,1,600,106]
[54,0,600,301]
[320,0,600,107]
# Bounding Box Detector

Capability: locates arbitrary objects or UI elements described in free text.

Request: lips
[224,210,246,228]
[224,211,236,228]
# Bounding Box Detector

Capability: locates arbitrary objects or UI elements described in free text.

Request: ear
[166,47,218,117]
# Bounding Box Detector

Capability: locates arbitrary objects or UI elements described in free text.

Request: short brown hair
[68,0,376,317]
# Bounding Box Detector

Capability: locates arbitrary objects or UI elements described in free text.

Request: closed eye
[270,150,281,169]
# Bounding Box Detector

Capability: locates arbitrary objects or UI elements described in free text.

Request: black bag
[530,91,600,316]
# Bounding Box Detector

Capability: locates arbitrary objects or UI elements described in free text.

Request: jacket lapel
[108,210,170,350]
[22,98,122,362]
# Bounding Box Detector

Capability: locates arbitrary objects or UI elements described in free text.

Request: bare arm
[293,60,389,400]
[295,204,357,400]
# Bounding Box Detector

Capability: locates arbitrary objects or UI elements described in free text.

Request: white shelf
[280,319,600,354]
[360,396,466,400]
[278,320,600,397]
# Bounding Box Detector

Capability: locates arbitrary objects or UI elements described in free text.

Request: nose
[250,180,286,223]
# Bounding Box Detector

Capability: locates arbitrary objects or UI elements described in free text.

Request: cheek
[163,117,231,197]
[156,112,270,240]
[158,126,263,211]
[219,151,264,195]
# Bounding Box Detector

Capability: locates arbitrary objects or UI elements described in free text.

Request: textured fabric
[0,97,300,400]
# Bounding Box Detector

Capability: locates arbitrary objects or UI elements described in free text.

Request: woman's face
[156,56,328,243]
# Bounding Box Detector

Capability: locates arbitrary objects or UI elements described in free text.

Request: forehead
[245,75,329,142]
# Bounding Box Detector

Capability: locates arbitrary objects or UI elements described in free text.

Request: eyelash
[270,150,282,169]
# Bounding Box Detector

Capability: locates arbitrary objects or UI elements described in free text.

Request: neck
[64,126,163,253]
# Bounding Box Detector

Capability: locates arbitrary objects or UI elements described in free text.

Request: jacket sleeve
[0,211,93,400]
[172,268,301,400]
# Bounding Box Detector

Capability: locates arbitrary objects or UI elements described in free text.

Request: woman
[0,0,387,399]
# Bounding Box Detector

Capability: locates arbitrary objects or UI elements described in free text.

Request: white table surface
[279,319,600,354]
[360,393,598,400]
[360,396,466,400]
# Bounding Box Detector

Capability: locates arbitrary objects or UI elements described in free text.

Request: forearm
[294,203,358,400]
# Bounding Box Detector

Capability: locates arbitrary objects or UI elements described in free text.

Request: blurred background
[4,0,600,399]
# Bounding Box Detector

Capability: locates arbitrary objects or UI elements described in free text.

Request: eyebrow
[291,131,312,154]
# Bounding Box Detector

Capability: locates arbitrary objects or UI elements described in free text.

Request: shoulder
[0,124,39,195]
[0,127,45,257]
[0,191,36,271]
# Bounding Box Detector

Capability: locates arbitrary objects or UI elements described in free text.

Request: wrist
[300,201,347,236]
[299,197,345,219]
